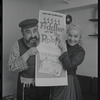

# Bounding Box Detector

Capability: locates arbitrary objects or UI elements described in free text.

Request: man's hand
[26,47,38,57]
[22,47,38,62]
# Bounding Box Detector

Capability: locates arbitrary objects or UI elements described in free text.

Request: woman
[50,24,85,100]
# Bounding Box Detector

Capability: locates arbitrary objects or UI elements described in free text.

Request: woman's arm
[59,49,85,71]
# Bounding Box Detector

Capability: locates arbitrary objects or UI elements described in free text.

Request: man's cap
[19,19,38,28]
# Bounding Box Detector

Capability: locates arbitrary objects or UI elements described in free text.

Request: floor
[3,95,16,100]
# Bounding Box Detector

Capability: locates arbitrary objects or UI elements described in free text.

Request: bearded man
[8,19,50,100]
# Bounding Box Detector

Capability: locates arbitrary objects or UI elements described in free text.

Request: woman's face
[67,29,81,46]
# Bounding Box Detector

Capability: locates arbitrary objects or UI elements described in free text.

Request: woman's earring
[66,15,72,25]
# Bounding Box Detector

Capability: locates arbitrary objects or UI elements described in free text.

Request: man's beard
[25,36,39,47]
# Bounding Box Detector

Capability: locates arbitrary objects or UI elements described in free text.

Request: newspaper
[35,10,68,86]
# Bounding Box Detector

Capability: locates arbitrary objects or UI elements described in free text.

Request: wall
[41,0,97,11]
[3,0,42,96]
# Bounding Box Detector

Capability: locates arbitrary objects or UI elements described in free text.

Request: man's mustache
[29,36,38,41]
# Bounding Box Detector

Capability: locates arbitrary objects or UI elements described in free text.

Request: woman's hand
[57,37,67,53]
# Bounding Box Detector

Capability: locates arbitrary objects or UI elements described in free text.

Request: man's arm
[8,41,28,72]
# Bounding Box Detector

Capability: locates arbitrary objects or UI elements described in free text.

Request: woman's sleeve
[59,49,85,71]
[7,41,28,72]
